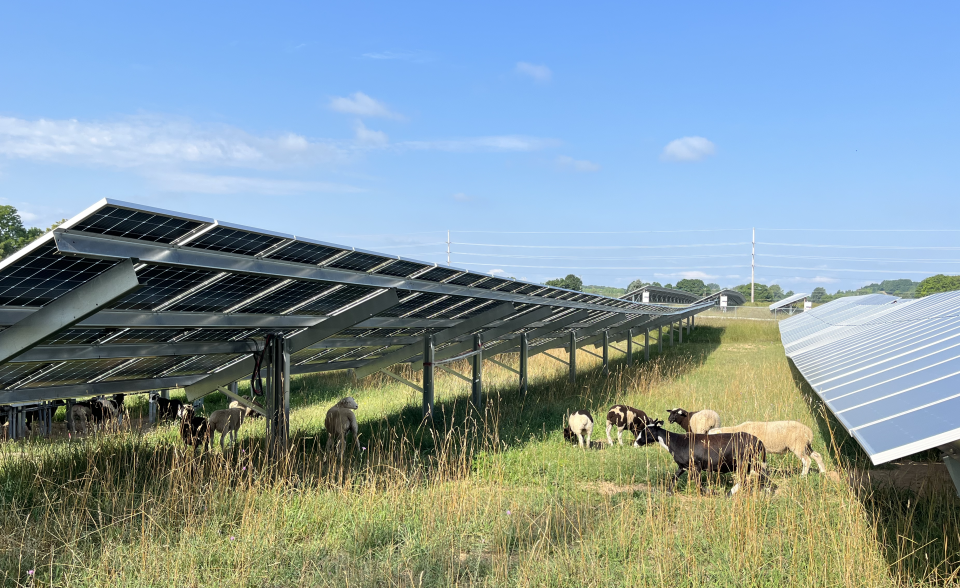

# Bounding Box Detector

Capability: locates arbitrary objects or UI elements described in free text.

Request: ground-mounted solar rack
[769,291,810,314]
[622,285,701,305]
[781,292,960,495]
[0,198,715,449]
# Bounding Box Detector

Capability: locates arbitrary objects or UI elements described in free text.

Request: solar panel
[112,265,220,310]
[374,259,430,278]
[325,251,389,272]
[783,292,960,464]
[769,292,810,310]
[265,240,344,265]
[416,266,461,282]
[68,205,206,244]
[167,274,285,313]
[188,226,286,256]
[0,243,119,307]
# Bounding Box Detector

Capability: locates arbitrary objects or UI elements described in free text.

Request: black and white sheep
[325,397,359,455]
[634,422,770,495]
[605,404,654,446]
[708,421,826,476]
[565,409,594,448]
[154,395,184,421]
[666,407,722,434]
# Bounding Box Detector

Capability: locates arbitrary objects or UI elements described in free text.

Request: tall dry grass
[1,319,958,587]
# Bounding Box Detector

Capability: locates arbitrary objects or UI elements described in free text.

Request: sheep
[666,407,722,434]
[566,409,594,448]
[154,395,184,420]
[325,397,359,455]
[229,399,263,419]
[708,421,826,476]
[70,402,94,435]
[635,421,771,495]
[206,408,246,451]
[605,404,654,446]
[178,405,209,453]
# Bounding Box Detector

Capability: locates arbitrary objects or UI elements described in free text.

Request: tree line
[0,206,64,259]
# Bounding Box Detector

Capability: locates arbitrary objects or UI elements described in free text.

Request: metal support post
[691,315,695,331]
[229,381,239,396]
[519,332,529,396]
[471,333,483,409]
[669,323,674,347]
[602,330,610,376]
[266,334,289,458]
[658,326,663,353]
[644,328,650,361]
[944,455,960,498]
[679,320,683,344]
[627,328,633,364]
[148,392,157,424]
[569,331,577,384]
[423,334,435,421]
[67,399,75,434]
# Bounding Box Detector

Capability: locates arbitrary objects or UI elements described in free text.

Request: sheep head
[177,404,194,420]
[666,408,687,424]
[337,397,359,410]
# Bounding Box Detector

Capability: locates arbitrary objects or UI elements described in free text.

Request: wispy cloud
[361,50,433,63]
[452,192,473,202]
[811,276,839,283]
[401,135,560,152]
[489,269,508,276]
[515,62,552,83]
[148,172,362,195]
[354,120,388,147]
[654,270,719,280]
[661,136,716,162]
[0,115,346,168]
[556,155,600,172]
[328,92,403,119]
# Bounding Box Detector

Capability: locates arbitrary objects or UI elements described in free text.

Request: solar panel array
[0,199,715,405]
[781,292,960,464]
[769,291,810,311]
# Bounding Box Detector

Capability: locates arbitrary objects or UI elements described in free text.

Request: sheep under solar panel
[187,226,285,256]
[373,259,430,278]
[167,274,285,313]
[111,265,220,310]
[265,240,345,265]
[325,251,390,272]
[0,243,120,307]
[69,206,205,244]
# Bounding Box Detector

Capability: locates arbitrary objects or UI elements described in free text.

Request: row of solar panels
[0,199,715,405]
[781,291,960,464]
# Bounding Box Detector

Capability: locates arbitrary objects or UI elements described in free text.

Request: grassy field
[2,319,959,587]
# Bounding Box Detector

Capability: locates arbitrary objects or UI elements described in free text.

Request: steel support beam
[627,328,633,364]
[184,288,400,401]
[569,331,577,383]
[0,375,208,404]
[471,333,482,409]
[519,332,529,396]
[0,307,327,329]
[353,303,514,379]
[644,328,650,361]
[487,310,589,355]
[216,386,267,417]
[423,334,435,421]
[679,320,683,344]
[658,326,663,353]
[0,259,140,365]
[602,330,609,376]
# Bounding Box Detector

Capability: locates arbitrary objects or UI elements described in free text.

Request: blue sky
[1,2,958,292]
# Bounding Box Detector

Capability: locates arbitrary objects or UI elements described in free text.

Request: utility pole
[751,227,755,303]
[446,230,451,266]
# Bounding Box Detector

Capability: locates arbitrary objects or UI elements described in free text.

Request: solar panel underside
[0,198,712,401]
[781,292,960,464]
[769,291,811,310]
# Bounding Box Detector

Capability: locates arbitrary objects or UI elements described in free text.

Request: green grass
[2,320,959,587]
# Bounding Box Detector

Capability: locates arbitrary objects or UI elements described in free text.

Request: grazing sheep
[325,397,359,455]
[155,395,184,421]
[605,404,654,446]
[708,421,826,476]
[666,407,722,434]
[566,409,594,448]
[71,402,94,435]
[178,405,209,452]
[206,408,246,451]
[229,399,263,419]
[635,422,770,495]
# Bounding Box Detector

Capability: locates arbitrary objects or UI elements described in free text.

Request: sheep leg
[810,451,826,473]
[617,428,624,446]
[606,423,614,446]
[586,430,592,447]
[220,430,227,452]
[576,432,584,448]
[671,466,686,492]
[799,453,811,476]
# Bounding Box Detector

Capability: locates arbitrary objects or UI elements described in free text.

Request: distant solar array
[781,292,960,464]
[769,292,810,311]
[622,285,700,305]
[0,199,715,407]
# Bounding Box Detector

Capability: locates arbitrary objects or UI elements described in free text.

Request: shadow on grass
[787,358,960,585]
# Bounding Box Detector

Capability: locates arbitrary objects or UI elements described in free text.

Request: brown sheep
[325,397,359,455]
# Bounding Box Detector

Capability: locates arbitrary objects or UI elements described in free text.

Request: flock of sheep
[565,404,826,495]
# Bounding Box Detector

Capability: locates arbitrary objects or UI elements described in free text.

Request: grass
[2,319,959,586]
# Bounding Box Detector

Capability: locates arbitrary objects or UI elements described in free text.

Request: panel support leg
[519,332,529,396]
[423,334,435,422]
[658,326,663,353]
[644,329,650,361]
[569,330,577,384]
[266,334,290,458]
[627,328,633,364]
[679,320,683,344]
[67,399,75,435]
[602,330,610,376]
[669,323,674,347]
[471,333,483,409]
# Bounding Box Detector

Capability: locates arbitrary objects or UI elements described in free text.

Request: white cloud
[400,135,560,152]
[328,92,402,119]
[515,62,552,82]
[811,276,839,283]
[661,136,716,162]
[354,120,388,147]
[654,270,719,280]
[148,172,362,195]
[556,155,600,172]
[0,115,345,169]
[361,50,432,63]
[452,192,472,202]
[489,269,507,276]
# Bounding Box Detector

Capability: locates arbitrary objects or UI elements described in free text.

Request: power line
[453,242,750,250]
[759,254,960,263]
[758,242,960,250]
[454,262,751,270]
[451,252,748,261]
[757,228,960,232]
[450,228,750,234]
[756,265,956,274]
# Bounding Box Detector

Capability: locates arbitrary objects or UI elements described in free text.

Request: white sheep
[708,420,826,476]
[325,397,359,455]
[206,407,246,451]
[666,407,722,434]
[229,399,263,419]
[564,409,594,448]
[71,403,93,435]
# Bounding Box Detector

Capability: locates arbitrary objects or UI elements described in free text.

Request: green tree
[545,274,583,291]
[917,274,960,297]
[651,281,662,287]
[626,279,649,292]
[0,206,46,259]
[674,278,709,296]
[706,282,721,293]
[810,287,827,302]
